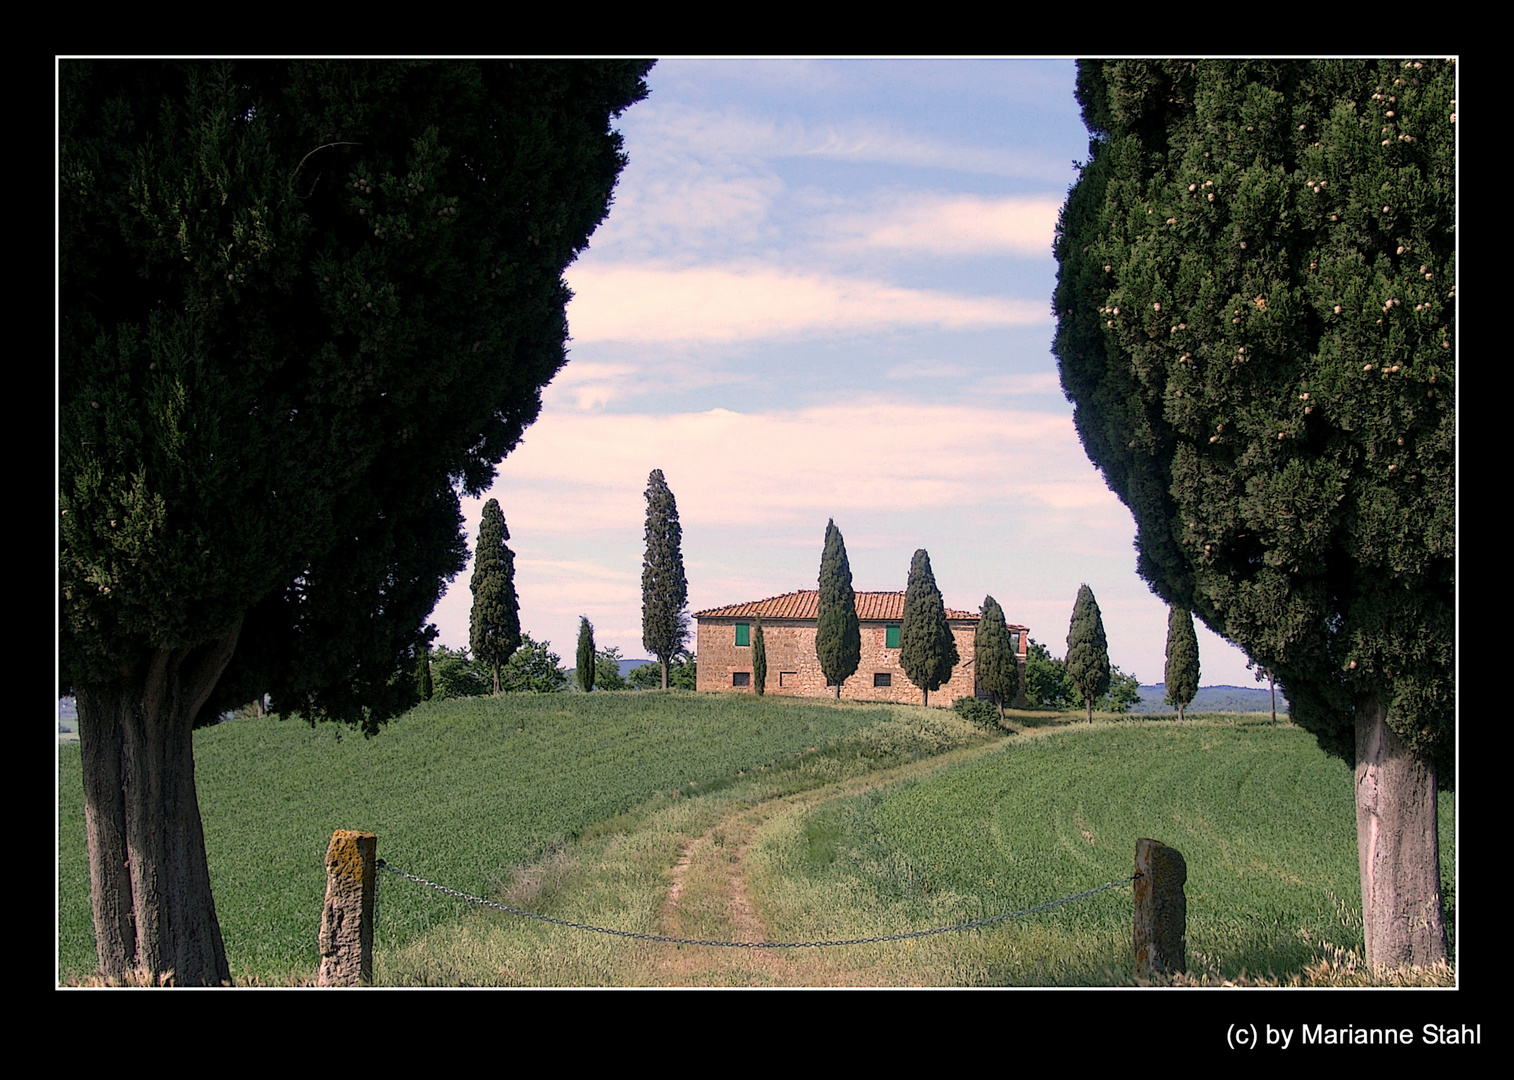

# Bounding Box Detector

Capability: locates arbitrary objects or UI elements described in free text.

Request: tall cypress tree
[974,595,1020,722]
[470,499,520,695]
[751,617,767,697]
[1065,584,1110,723]
[900,549,958,707]
[815,519,860,699]
[1164,606,1200,723]
[641,469,688,690]
[576,616,596,693]
[415,641,433,702]
[1055,60,1453,967]
[58,60,651,984]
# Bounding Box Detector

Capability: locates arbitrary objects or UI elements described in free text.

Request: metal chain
[376,859,1136,949]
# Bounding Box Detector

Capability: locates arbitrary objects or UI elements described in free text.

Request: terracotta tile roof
[694,590,986,623]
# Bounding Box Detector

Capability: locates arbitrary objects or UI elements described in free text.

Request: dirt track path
[642,740,1005,987]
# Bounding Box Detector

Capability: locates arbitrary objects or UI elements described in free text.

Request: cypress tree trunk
[1355,694,1447,970]
[75,621,241,986]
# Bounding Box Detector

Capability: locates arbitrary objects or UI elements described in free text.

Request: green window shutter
[735,622,750,647]
[886,625,900,648]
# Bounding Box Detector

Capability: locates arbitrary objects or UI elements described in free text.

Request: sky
[431,58,1263,689]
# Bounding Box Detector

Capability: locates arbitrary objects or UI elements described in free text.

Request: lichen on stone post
[318,830,377,986]
[1134,837,1187,981]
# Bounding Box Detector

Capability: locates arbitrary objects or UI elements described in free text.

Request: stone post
[1134,837,1186,980]
[318,830,376,986]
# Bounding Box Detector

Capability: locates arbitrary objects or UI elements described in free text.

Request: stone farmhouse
[693,590,1029,707]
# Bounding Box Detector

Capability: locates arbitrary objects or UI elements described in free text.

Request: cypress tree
[576,616,596,693]
[974,595,1020,723]
[470,499,521,695]
[1164,606,1199,724]
[751,617,767,696]
[815,519,860,699]
[415,641,433,702]
[1065,584,1110,724]
[1054,60,1453,966]
[900,549,958,707]
[641,469,688,690]
[58,60,652,984]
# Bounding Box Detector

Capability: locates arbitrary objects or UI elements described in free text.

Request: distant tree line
[424,635,568,699]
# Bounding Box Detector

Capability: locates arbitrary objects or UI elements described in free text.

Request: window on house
[874,673,892,687]
[779,672,797,688]
[735,622,750,647]
[732,671,750,687]
[885,625,901,648]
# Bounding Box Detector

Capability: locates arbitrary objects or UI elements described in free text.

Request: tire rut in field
[650,739,1008,987]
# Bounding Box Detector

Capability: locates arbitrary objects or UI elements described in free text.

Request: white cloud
[843,194,1062,257]
[488,400,1111,535]
[565,264,1049,345]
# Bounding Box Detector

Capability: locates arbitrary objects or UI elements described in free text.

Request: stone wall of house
[696,617,980,707]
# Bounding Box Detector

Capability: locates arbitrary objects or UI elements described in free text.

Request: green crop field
[58,697,1454,986]
[746,719,1455,985]
[56,691,979,983]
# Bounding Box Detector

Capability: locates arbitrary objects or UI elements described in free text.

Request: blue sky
[432,58,1262,688]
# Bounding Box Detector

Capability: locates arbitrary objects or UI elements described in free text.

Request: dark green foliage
[1165,607,1200,721]
[500,634,568,694]
[641,469,689,689]
[671,652,698,691]
[471,500,521,695]
[900,549,958,706]
[576,617,596,693]
[952,695,1004,730]
[628,652,696,690]
[752,618,767,696]
[974,595,1021,720]
[1023,638,1074,709]
[61,59,653,732]
[1052,60,1454,777]
[1073,665,1142,715]
[627,662,660,690]
[815,520,861,696]
[594,647,627,691]
[415,640,433,702]
[1065,585,1111,723]
[430,644,491,701]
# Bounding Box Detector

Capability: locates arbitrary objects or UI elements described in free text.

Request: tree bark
[75,620,242,986]
[1355,693,1447,971]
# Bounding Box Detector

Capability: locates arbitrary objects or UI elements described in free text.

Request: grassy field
[57,691,990,983]
[58,696,1454,986]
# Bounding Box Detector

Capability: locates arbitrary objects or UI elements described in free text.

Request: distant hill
[1131,684,1288,716]
[565,658,654,687]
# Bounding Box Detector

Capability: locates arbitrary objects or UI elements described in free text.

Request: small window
[873,672,892,688]
[779,671,797,687]
[885,625,901,648]
[735,622,750,647]
[732,671,751,687]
